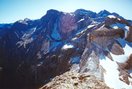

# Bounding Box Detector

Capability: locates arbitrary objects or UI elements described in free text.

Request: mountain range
[0,9,132,89]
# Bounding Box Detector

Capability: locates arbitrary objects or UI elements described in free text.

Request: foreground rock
[40,71,111,89]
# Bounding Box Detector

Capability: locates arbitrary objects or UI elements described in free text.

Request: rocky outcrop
[126,26,132,42]
[40,71,111,89]
[117,54,132,85]
[78,23,132,88]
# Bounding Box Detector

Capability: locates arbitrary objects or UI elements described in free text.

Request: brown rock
[110,43,124,55]
[118,54,132,70]
[125,54,132,69]
[39,71,111,89]
[117,54,132,85]
[126,26,132,42]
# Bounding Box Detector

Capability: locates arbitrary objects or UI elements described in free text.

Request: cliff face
[0,9,132,89]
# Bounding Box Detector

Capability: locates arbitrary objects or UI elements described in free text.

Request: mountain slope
[0,9,132,89]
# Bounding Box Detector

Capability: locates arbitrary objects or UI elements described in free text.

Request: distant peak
[74,9,97,18]
[100,10,110,13]
[41,9,61,20]
[24,18,31,22]
[75,9,96,14]
[98,10,111,17]
[75,9,92,12]
[46,9,60,14]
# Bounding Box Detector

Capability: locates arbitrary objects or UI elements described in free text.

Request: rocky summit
[0,9,132,89]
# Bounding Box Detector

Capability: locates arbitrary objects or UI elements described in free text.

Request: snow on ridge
[77,18,84,23]
[18,20,28,25]
[72,37,78,41]
[87,24,95,28]
[62,43,74,50]
[107,15,116,19]
[63,12,75,16]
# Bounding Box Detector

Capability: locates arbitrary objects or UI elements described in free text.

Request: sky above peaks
[0,0,132,23]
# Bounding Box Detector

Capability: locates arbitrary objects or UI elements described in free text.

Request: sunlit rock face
[40,71,111,89]
[0,9,132,89]
[60,13,77,33]
[78,23,132,88]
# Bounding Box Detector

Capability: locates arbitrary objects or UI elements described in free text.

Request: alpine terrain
[0,9,132,89]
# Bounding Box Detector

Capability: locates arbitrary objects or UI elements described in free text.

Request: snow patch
[107,15,116,19]
[123,44,132,58]
[125,26,130,31]
[117,18,121,21]
[87,24,95,29]
[69,13,75,16]
[62,44,74,50]
[77,18,84,23]
[100,57,132,89]
[18,20,28,25]
[72,37,78,41]
[110,53,128,63]
[124,26,129,38]
[112,26,119,29]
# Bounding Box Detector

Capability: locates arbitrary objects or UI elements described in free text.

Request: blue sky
[0,0,132,23]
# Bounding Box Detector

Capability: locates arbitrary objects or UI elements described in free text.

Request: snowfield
[100,44,132,89]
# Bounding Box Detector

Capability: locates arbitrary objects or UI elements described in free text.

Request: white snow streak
[62,44,74,49]
[87,24,95,29]
[107,15,116,19]
[78,18,84,23]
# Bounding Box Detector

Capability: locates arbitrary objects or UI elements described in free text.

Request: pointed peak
[97,10,111,17]
[99,10,110,14]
